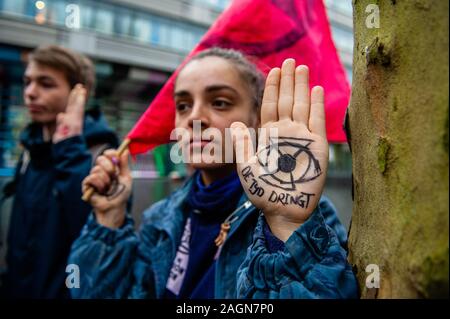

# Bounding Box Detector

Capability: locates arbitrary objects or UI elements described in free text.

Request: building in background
[0,0,227,176]
[0,0,354,230]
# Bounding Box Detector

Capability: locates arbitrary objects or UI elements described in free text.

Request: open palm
[232,59,329,240]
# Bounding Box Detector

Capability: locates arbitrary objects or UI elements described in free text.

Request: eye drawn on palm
[232,59,329,225]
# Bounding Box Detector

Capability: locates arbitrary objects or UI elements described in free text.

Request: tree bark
[347,0,449,298]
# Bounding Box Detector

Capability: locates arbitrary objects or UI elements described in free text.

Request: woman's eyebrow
[174,90,190,98]
[205,85,239,95]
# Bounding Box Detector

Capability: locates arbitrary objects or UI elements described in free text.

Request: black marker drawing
[257,137,322,191]
[106,180,126,201]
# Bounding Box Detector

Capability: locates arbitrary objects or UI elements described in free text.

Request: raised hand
[53,84,86,143]
[232,59,329,241]
[82,149,132,228]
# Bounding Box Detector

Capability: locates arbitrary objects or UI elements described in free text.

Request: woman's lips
[27,104,45,113]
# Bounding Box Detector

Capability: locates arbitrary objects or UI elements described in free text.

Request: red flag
[127,0,350,156]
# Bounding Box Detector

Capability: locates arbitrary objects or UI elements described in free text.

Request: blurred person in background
[1,45,118,298]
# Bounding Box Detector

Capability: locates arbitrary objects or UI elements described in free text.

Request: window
[158,20,171,48]
[132,14,152,43]
[47,0,67,26]
[114,7,132,37]
[194,0,230,11]
[0,0,211,54]
[170,26,185,52]
[79,1,95,30]
[95,3,114,35]
[24,0,39,19]
[150,18,160,45]
[1,0,26,16]
[185,28,196,51]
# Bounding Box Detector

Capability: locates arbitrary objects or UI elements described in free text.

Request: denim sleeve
[52,136,93,239]
[236,204,358,299]
[68,213,156,299]
[318,196,349,249]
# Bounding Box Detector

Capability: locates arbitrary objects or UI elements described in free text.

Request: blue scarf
[186,170,243,220]
[165,170,244,299]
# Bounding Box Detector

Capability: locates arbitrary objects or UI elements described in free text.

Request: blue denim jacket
[69,177,358,299]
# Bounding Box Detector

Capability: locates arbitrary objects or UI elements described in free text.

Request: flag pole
[81,138,131,202]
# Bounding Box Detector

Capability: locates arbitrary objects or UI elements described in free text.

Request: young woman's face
[23,61,71,124]
[174,56,259,170]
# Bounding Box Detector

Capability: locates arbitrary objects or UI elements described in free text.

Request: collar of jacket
[221,194,255,244]
[19,122,52,166]
[147,175,255,244]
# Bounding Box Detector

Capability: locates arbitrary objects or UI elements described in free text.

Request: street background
[0,0,354,270]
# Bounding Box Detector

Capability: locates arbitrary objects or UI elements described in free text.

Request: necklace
[214,200,252,247]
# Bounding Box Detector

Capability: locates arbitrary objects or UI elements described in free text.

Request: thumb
[230,121,256,167]
[66,84,86,119]
[118,149,131,177]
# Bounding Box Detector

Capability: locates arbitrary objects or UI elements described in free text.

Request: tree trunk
[347,0,448,298]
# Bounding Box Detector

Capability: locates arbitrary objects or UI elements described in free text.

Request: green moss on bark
[377,137,389,174]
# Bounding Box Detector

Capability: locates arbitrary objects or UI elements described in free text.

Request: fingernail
[111,157,119,165]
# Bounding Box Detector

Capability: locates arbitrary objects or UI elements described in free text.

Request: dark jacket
[4,112,118,299]
[69,176,358,299]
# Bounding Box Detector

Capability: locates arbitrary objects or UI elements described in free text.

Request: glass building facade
[0,0,208,53]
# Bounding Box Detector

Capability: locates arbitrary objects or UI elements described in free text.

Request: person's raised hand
[232,59,329,241]
[53,84,86,144]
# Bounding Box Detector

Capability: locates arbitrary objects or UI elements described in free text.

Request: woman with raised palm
[68,48,357,299]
